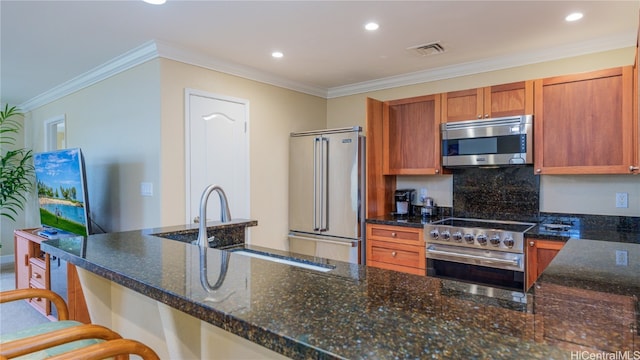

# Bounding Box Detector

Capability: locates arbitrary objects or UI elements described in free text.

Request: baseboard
[0,254,15,271]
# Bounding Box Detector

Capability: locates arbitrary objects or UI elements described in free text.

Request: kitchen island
[41,219,637,359]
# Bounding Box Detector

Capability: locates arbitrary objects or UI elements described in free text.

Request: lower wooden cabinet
[14,228,90,323]
[366,224,425,275]
[525,238,565,289]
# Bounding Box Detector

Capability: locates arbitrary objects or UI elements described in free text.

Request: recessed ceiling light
[565,12,583,22]
[143,0,166,4]
[365,22,379,31]
[272,51,284,58]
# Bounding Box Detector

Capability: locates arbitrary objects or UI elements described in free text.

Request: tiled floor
[0,265,50,335]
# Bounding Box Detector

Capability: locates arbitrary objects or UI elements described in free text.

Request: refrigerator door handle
[320,137,329,232]
[313,137,321,231]
[288,234,357,247]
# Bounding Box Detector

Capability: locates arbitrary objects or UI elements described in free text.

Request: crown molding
[326,33,636,98]
[20,41,159,112]
[154,40,328,98]
[20,33,635,111]
[20,40,327,111]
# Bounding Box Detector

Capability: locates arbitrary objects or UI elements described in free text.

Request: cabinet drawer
[368,240,425,270]
[28,283,51,316]
[367,225,423,245]
[29,257,48,288]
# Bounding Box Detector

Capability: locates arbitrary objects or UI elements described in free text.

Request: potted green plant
[0,104,34,221]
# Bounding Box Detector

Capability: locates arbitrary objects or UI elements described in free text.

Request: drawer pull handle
[391,251,397,257]
[34,273,42,279]
[24,255,29,267]
[391,232,397,237]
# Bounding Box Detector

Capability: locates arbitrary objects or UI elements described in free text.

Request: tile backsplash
[452,165,539,222]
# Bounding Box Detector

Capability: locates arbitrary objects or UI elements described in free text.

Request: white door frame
[184,88,250,225]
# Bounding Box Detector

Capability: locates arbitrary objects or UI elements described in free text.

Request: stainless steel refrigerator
[288,126,365,264]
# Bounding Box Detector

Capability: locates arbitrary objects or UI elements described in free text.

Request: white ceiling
[1,1,639,108]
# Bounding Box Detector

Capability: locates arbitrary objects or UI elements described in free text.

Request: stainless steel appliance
[288,127,365,264]
[441,115,533,167]
[424,218,535,291]
[394,189,415,216]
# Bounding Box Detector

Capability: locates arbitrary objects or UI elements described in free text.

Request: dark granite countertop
[42,221,574,359]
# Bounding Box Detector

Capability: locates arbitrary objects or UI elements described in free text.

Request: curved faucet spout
[197,184,232,248]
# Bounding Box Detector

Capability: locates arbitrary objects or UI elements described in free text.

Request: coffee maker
[394,189,415,216]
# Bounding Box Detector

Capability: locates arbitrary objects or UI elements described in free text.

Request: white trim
[20,41,159,112]
[327,32,636,98]
[0,254,15,270]
[157,40,327,98]
[44,114,66,151]
[19,33,635,111]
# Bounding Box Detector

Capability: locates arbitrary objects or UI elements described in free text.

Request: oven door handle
[426,248,520,267]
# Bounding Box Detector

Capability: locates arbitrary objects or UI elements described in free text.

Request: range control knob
[452,232,463,242]
[503,237,515,249]
[477,234,488,246]
[429,229,439,239]
[490,235,501,247]
[464,233,475,244]
[441,230,451,241]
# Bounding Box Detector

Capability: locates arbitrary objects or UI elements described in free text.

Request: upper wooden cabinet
[534,66,638,175]
[441,81,534,122]
[382,94,441,175]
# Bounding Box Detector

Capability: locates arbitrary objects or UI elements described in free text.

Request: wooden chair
[0,288,159,360]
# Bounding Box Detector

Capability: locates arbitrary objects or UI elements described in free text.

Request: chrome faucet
[196,184,233,294]
[197,184,232,248]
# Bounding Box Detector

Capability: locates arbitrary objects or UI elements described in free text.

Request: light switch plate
[140,182,153,197]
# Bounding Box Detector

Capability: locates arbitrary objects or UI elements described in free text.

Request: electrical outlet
[615,250,628,266]
[615,192,628,208]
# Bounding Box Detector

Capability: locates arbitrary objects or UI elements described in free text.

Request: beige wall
[327,47,640,217]
[13,58,326,253]
[158,59,326,249]
[22,60,163,235]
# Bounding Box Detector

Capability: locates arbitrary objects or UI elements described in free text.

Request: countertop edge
[40,226,342,360]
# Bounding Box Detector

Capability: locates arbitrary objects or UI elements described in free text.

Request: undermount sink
[231,249,334,272]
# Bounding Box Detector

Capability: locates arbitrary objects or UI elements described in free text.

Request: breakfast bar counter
[41,221,638,359]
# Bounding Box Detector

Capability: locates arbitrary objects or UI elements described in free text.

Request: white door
[185,89,249,226]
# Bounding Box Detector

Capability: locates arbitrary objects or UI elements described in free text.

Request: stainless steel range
[424,218,535,291]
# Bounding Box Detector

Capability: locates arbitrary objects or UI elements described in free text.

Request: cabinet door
[383,94,441,174]
[534,67,636,174]
[525,238,564,289]
[484,81,533,118]
[442,81,533,122]
[14,235,33,290]
[441,88,483,122]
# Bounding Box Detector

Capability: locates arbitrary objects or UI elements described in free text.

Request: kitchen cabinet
[525,238,564,289]
[366,224,425,275]
[534,282,636,352]
[14,229,90,322]
[441,81,533,122]
[366,98,395,218]
[382,94,442,175]
[534,66,638,174]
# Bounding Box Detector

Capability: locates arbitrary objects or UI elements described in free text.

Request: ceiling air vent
[407,42,445,56]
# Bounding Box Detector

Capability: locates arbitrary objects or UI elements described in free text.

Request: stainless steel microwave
[441,115,533,167]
